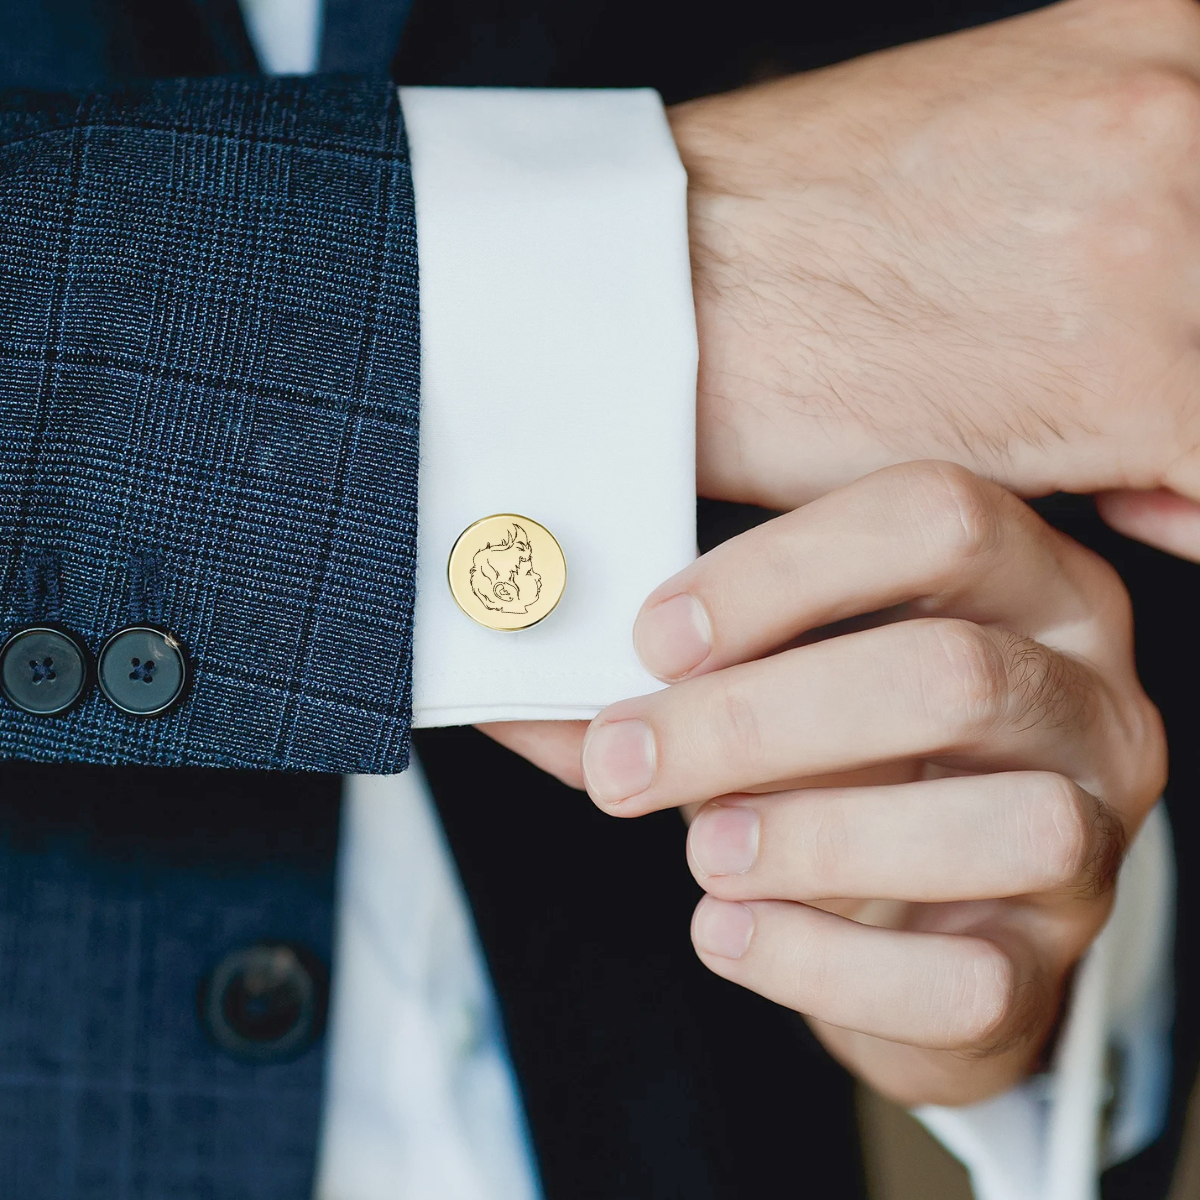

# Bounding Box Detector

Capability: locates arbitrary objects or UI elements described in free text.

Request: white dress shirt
[315,768,543,1200]
[239,6,1177,1199]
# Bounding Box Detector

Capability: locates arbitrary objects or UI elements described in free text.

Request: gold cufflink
[448,514,566,631]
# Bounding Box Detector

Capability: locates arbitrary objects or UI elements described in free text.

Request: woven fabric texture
[0,764,341,1200]
[0,75,420,773]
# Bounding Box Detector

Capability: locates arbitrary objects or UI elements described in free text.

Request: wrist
[669,84,887,511]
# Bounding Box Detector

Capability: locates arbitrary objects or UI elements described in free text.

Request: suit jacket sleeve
[0,76,420,773]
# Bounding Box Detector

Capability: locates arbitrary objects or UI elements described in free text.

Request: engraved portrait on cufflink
[448,514,567,631]
[469,523,543,614]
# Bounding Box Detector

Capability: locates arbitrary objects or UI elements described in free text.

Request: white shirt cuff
[400,86,697,728]
[916,802,1175,1200]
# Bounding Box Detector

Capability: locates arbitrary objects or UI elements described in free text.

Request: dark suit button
[0,626,92,715]
[201,943,326,1062]
[97,625,189,716]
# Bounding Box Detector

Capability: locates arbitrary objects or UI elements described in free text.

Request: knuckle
[1111,691,1169,814]
[1033,774,1094,882]
[949,942,1018,1051]
[1071,801,1127,899]
[998,632,1097,737]
[950,946,1048,1060]
[913,619,1009,740]
[1084,805,1128,898]
[893,460,1002,571]
[1017,771,1128,898]
[1084,552,1135,631]
[1135,697,1170,803]
[913,621,1097,745]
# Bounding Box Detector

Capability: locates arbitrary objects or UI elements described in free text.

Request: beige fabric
[1169,1067,1200,1200]
[861,1065,1200,1200]
[859,1086,974,1200]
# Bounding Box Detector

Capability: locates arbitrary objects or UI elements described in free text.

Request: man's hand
[483,4,1186,1104]
[578,462,1166,1105]
[482,0,1200,777]
[671,0,1200,559]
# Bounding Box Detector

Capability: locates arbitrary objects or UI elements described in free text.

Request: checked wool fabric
[0,76,421,772]
[0,765,341,1199]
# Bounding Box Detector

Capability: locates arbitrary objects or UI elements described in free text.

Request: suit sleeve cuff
[399,86,697,728]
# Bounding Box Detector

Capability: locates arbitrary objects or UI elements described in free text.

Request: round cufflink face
[0,625,92,716]
[97,625,189,716]
[448,514,566,631]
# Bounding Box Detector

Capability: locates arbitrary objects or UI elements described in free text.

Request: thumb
[1096,488,1200,563]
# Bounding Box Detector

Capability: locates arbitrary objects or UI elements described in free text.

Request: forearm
[669,0,1200,514]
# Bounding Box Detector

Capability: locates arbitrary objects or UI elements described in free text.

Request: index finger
[634,461,1121,682]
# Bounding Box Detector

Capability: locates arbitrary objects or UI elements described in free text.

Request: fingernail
[582,719,655,805]
[634,593,712,680]
[692,897,755,960]
[689,805,760,877]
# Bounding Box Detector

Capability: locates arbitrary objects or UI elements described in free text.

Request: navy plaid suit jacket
[0,47,420,774]
[0,7,424,1196]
